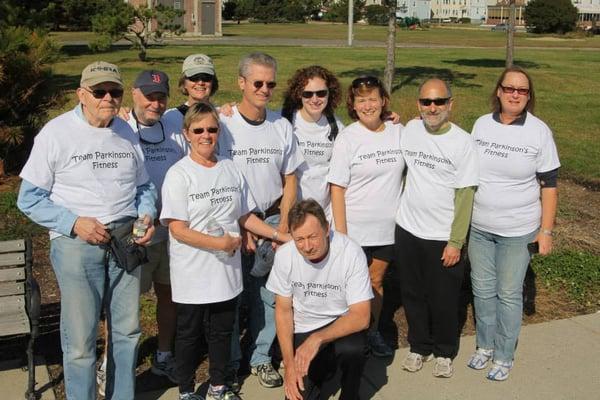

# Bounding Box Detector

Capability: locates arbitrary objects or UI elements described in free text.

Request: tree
[91,2,185,61]
[524,0,578,34]
[326,0,365,23]
[365,4,389,25]
[383,0,397,94]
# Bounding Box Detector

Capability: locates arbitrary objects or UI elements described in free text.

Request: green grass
[49,44,600,183]
[532,251,600,308]
[0,191,44,241]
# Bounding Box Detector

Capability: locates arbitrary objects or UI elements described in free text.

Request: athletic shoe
[224,367,241,394]
[487,360,513,381]
[206,386,242,400]
[402,352,434,372]
[96,363,106,397]
[368,331,394,357]
[467,348,494,370]
[432,357,454,378]
[151,353,178,383]
[179,392,204,400]
[251,362,283,388]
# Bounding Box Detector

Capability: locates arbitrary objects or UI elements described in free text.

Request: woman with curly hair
[281,65,345,218]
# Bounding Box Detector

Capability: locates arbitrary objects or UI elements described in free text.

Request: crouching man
[266,200,373,400]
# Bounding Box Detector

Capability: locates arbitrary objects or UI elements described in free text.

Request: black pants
[291,328,367,400]
[394,225,464,358]
[175,296,238,393]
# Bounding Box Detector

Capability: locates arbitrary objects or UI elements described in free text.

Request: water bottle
[132,216,148,239]
[205,218,230,262]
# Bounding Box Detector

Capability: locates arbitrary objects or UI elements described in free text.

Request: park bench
[0,238,41,400]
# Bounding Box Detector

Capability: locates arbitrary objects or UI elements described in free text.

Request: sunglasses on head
[418,97,451,106]
[250,80,277,90]
[500,85,530,95]
[84,87,124,99]
[191,127,219,135]
[187,73,214,83]
[351,76,381,88]
[301,89,329,99]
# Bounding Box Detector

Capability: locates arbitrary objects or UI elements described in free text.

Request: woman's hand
[218,102,237,117]
[118,106,132,121]
[219,232,242,254]
[535,232,553,256]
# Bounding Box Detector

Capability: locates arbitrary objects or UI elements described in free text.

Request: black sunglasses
[500,85,530,96]
[301,89,328,99]
[418,97,451,106]
[351,76,381,88]
[191,127,219,135]
[84,87,124,99]
[187,73,214,83]
[251,80,277,90]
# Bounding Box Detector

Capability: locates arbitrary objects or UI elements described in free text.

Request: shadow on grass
[339,66,480,93]
[442,58,547,69]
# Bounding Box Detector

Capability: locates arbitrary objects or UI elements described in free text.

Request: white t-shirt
[20,108,149,239]
[471,112,560,236]
[266,231,373,333]
[292,110,344,219]
[218,106,304,212]
[160,156,256,304]
[396,119,479,241]
[327,121,405,246]
[125,112,187,243]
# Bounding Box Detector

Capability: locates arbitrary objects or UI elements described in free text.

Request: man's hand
[134,215,155,246]
[73,217,111,244]
[441,245,461,267]
[294,334,322,379]
[218,102,237,117]
[241,228,257,254]
[283,363,304,400]
[219,233,242,254]
[383,110,402,124]
[118,106,132,121]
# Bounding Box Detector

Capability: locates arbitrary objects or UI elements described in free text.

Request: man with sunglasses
[218,52,304,389]
[17,61,157,399]
[394,78,478,378]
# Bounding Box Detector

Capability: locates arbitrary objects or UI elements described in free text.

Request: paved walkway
[136,312,600,400]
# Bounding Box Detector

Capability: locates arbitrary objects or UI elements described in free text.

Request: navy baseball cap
[133,70,170,96]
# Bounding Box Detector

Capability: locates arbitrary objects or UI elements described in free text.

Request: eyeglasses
[251,80,277,90]
[351,76,381,88]
[134,112,165,145]
[418,97,451,106]
[500,85,530,95]
[191,127,219,135]
[83,87,124,99]
[301,90,328,99]
[187,73,214,83]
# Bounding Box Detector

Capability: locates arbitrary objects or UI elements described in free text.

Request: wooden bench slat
[0,296,26,315]
[0,282,24,297]
[0,319,30,336]
[0,240,25,253]
[0,268,25,282]
[0,252,26,267]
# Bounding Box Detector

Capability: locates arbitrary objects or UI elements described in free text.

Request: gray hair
[238,52,278,77]
[418,78,453,98]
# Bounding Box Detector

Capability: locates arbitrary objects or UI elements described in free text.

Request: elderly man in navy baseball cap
[131,70,170,127]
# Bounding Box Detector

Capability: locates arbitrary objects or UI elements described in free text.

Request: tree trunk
[0,159,5,178]
[506,0,516,68]
[383,1,397,94]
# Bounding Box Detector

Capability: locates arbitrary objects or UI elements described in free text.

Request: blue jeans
[230,214,279,369]
[50,225,141,400]
[468,226,536,363]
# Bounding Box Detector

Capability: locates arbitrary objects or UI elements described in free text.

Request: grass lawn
[50,44,600,184]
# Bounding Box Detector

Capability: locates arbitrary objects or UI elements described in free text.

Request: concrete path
[0,357,55,400]
[136,312,600,400]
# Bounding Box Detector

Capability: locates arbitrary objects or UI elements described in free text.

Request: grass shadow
[442,58,547,69]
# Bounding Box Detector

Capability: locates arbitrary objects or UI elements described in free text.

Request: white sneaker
[432,357,454,378]
[96,363,106,397]
[402,351,433,372]
[467,348,494,370]
[487,360,513,381]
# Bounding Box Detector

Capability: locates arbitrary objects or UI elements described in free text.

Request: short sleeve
[536,123,561,173]
[327,133,352,188]
[344,243,374,306]
[160,167,190,225]
[266,244,293,297]
[19,127,56,191]
[280,121,305,175]
[454,135,479,189]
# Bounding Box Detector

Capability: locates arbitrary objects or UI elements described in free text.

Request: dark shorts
[361,245,394,266]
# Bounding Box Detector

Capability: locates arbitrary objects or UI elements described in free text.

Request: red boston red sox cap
[133,70,170,96]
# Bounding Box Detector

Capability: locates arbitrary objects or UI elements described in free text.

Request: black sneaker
[250,362,283,388]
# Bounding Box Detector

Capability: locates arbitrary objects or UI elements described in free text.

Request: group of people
[17,50,559,400]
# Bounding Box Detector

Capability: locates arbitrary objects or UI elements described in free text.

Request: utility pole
[348,0,354,46]
[506,0,516,67]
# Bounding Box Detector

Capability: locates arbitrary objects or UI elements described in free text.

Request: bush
[326,0,365,23]
[365,5,389,26]
[525,0,578,34]
[88,34,113,53]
